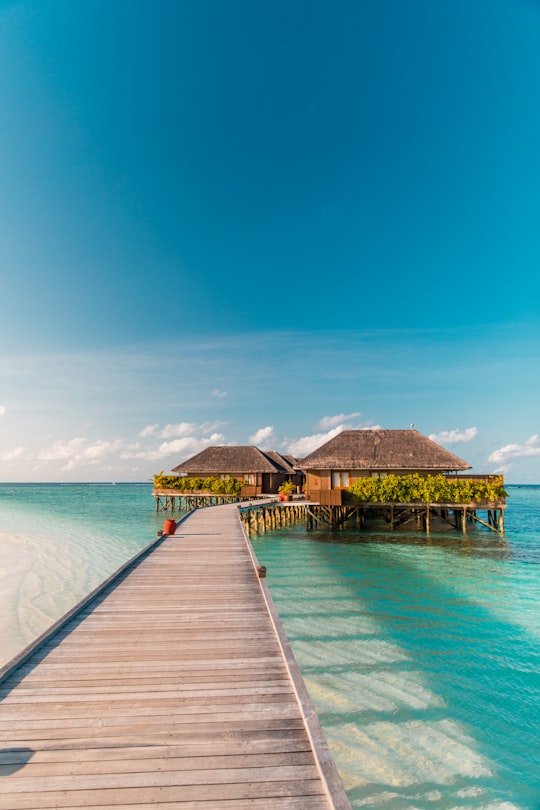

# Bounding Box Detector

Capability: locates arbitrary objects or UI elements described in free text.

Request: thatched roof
[300,430,471,471]
[263,451,299,475]
[281,454,303,470]
[171,446,294,475]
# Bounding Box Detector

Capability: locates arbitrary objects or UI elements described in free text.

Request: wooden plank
[0,736,313,765]
[0,763,322,792]
[0,780,327,809]
[0,670,290,691]
[0,752,317,780]
[6,798,331,810]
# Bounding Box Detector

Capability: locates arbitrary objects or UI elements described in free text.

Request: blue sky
[0,0,539,482]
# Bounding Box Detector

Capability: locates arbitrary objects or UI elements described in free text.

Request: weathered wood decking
[0,504,350,809]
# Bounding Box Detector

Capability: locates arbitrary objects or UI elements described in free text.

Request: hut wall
[306,471,331,497]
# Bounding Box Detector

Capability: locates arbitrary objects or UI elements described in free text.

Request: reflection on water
[299,520,512,559]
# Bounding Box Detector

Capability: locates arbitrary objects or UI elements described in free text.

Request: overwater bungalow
[171,445,304,496]
[296,429,506,533]
[301,429,472,503]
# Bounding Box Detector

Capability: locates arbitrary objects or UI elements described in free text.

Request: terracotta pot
[163,519,177,535]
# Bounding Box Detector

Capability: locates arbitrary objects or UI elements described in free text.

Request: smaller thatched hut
[171,446,304,495]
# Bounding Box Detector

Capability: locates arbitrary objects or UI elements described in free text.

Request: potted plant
[278,480,296,502]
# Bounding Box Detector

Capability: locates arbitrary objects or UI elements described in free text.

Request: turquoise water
[0,484,538,808]
[253,486,540,809]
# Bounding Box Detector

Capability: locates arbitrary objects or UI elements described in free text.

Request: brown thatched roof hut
[172,446,277,475]
[301,429,471,472]
[171,446,304,494]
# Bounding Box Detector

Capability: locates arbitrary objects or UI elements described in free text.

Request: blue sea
[0,483,538,809]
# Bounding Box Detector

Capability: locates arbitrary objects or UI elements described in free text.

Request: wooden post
[462,507,467,534]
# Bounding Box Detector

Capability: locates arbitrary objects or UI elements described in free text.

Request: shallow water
[253,486,540,809]
[0,483,162,664]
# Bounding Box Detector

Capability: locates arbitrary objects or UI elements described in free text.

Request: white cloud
[38,438,86,461]
[1,446,24,461]
[37,437,124,469]
[81,440,123,460]
[0,405,6,417]
[157,432,225,459]
[154,421,225,441]
[250,425,274,445]
[139,424,158,438]
[286,426,344,457]
[119,421,230,466]
[318,412,361,430]
[488,435,540,467]
[429,427,478,444]
[212,389,228,399]
[159,422,197,439]
[121,431,226,463]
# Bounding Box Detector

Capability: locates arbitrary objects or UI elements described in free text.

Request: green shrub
[348,474,507,504]
[153,473,244,496]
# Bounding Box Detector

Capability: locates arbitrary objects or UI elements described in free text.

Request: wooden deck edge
[240,499,505,509]
[345,500,507,508]
[238,512,352,810]
[296,500,505,508]
[0,511,195,684]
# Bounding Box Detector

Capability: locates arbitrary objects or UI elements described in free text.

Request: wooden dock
[0,504,350,810]
[240,500,506,535]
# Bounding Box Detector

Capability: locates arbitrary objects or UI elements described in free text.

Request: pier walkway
[0,504,350,809]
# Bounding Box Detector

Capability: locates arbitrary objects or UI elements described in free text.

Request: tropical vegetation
[153,473,245,496]
[278,480,296,495]
[348,474,507,504]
